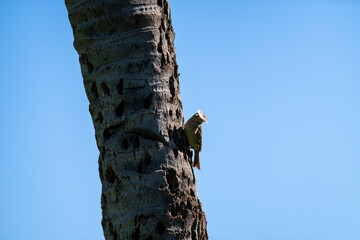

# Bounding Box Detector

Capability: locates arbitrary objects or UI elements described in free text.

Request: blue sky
[1,1,360,239]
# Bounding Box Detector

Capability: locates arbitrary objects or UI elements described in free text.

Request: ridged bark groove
[65,0,208,239]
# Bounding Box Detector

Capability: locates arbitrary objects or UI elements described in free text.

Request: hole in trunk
[156,221,166,234]
[91,82,99,99]
[131,226,140,240]
[101,82,110,96]
[165,168,178,193]
[105,166,116,184]
[115,101,126,117]
[144,93,152,109]
[121,138,129,150]
[117,79,124,95]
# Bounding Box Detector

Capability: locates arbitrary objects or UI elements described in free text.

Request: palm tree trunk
[65,0,208,239]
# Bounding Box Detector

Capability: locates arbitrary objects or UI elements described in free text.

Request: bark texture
[65,0,208,239]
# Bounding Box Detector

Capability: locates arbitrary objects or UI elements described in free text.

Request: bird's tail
[193,150,200,170]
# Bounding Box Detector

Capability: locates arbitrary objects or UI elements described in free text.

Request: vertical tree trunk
[65,0,208,239]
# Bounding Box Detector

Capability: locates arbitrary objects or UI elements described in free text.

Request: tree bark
[65,0,208,239]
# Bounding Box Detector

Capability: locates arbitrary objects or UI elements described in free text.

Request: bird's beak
[205,120,208,124]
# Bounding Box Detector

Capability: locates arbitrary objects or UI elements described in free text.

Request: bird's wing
[196,125,202,151]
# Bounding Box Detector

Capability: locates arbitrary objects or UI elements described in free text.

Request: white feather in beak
[197,109,208,123]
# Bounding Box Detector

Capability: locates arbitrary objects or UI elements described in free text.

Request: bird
[184,110,207,170]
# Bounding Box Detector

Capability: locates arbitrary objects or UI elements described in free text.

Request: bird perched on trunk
[184,110,207,170]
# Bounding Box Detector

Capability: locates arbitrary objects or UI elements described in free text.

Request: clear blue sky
[1,1,359,239]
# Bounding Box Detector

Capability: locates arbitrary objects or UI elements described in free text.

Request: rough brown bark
[65,0,208,239]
